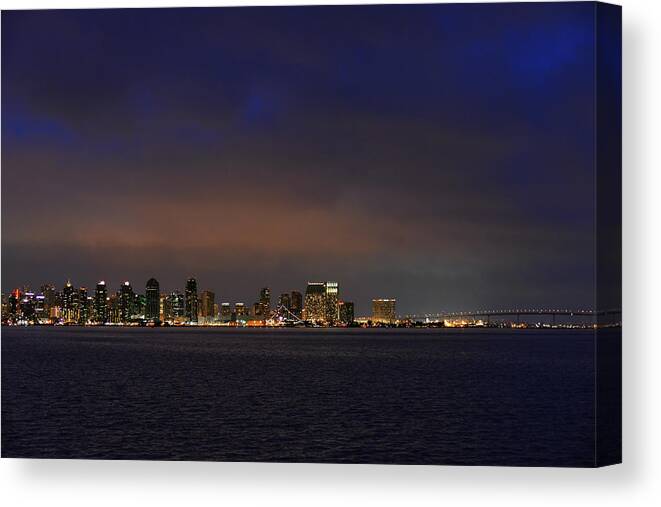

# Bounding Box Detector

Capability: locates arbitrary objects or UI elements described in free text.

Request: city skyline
[2,4,619,314]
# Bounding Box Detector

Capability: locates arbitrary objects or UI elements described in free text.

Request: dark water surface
[2,327,597,466]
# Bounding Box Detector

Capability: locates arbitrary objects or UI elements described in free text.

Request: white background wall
[1,0,659,505]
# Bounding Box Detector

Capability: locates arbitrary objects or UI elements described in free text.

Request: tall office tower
[220,302,232,322]
[290,291,303,318]
[278,292,291,310]
[94,281,109,324]
[159,294,169,321]
[304,282,326,323]
[108,293,120,324]
[338,300,355,325]
[145,278,160,321]
[169,291,185,321]
[324,281,339,324]
[259,287,271,318]
[62,281,76,323]
[20,291,37,322]
[119,281,135,323]
[252,302,262,318]
[185,278,198,323]
[199,290,215,324]
[7,290,20,321]
[372,299,397,324]
[1,292,7,319]
[77,287,89,324]
[134,293,146,319]
[234,302,246,319]
[34,294,47,321]
[40,284,57,316]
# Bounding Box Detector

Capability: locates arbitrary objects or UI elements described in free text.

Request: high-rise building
[372,299,397,324]
[324,281,339,324]
[94,281,108,324]
[303,282,339,324]
[145,278,160,321]
[278,292,291,310]
[290,291,303,318]
[199,290,215,324]
[220,302,232,322]
[78,287,89,324]
[234,302,246,320]
[7,290,21,322]
[62,281,76,323]
[259,287,271,318]
[34,294,47,322]
[134,293,145,319]
[185,278,198,323]
[165,291,185,323]
[159,294,169,321]
[304,282,326,323]
[338,300,355,325]
[109,293,120,324]
[119,281,134,323]
[40,284,57,317]
[20,291,37,323]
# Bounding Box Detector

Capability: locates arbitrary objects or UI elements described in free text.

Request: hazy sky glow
[2,3,608,314]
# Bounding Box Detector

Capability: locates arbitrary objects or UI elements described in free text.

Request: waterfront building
[199,290,215,324]
[278,292,291,310]
[35,294,47,322]
[324,281,339,324]
[119,281,134,323]
[304,282,326,323]
[134,293,146,319]
[40,284,58,316]
[109,293,120,324]
[162,293,182,323]
[145,278,160,322]
[94,281,108,323]
[185,278,198,323]
[78,287,89,324]
[220,302,232,322]
[338,300,355,325]
[234,302,246,320]
[259,287,271,318]
[290,291,303,318]
[62,281,77,323]
[7,290,20,322]
[372,298,397,324]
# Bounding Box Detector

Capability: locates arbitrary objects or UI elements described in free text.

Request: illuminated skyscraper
[372,299,397,324]
[185,278,198,323]
[278,292,291,310]
[324,281,339,324]
[119,281,134,323]
[78,287,89,324]
[234,302,246,320]
[304,282,326,323]
[338,300,354,325]
[62,281,76,323]
[94,281,108,324]
[200,290,215,324]
[109,293,120,324]
[259,287,271,318]
[145,278,160,321]
[168,291,185,322]
[220,302,232,322]
[290,291,303,318]
[40,284,57,317]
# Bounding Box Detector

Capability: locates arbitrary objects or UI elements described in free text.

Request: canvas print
[1,2,621,467]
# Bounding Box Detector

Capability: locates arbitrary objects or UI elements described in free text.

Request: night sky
[2,3,604,315]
